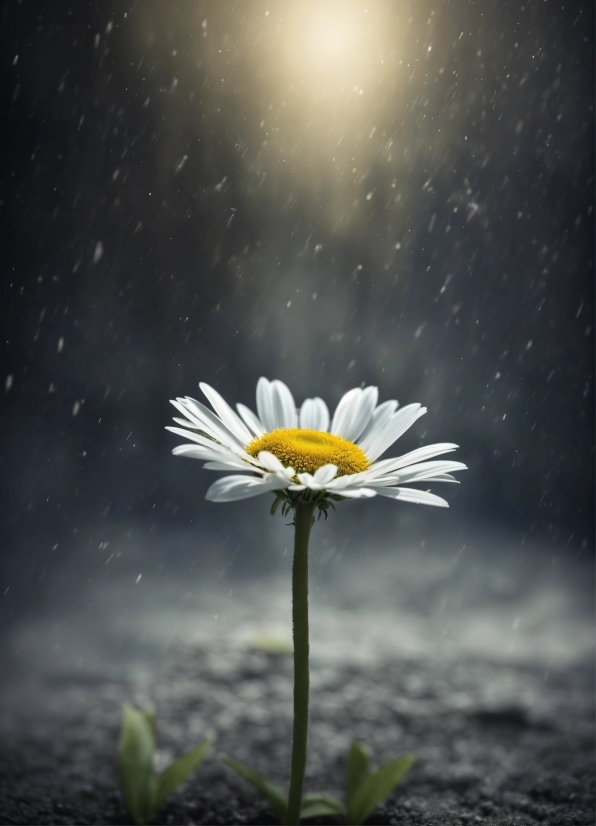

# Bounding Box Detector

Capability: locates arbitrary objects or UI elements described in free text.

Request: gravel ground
[0,538,593,825]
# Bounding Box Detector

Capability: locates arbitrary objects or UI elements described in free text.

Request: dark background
[1,0,594,629]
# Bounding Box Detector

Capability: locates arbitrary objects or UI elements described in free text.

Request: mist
[1,1,594,824]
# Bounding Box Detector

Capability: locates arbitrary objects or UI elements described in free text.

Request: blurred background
[0,0,594,688]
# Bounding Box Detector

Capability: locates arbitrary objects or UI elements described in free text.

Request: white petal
[171,444,228,461]
[401,459,468,473]
[197,452,267,472]
[203,461,263,472]
[236,403,265,437]
[256,378,277,433]
[332,387,379,442]
[291,463,338,490]
[181,397,246,449]
[323,473,366,490]
[170,399,220,439]
[166,425,224,450]
[362,443,459,478]
[200,383,253,444]
[167,426,263,468]
[298,399,314,429]
[312,464,339,485]
[356,399,399,446]
[330,388,361,438]
[171,416,203,429]
[299,397,330,431]
[206,474,282,502]
[366,460,467,485]
[372,486,449,507]
[334,487,377,499]
[258,451,290,474]
[271,470,295,484]
[184,395,245,447]
[361,404,427,461]
[172,443,263,469]
[271,380,298,428]
[294,472,319,489]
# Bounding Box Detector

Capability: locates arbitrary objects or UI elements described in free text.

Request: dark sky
[1,0,594,619]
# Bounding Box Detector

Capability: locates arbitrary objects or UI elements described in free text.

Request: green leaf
[119,705,156,825]
[347,754,416,825]
[270,495,284,516]
[140,706,157,740]
[300,792,347,821]
[153,737,212,811]
[222,756,287,821]
[345,740,371,805]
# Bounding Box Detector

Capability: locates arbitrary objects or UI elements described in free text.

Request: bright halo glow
[131,2,424,235]
[279,3,388,89]
[304,8,359,73]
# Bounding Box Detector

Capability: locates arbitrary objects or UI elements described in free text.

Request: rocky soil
[0,539,593,825]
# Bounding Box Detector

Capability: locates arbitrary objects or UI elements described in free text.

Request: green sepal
[153,737,213,811]
[316,499,336,521]
[270,495,284,516]
[119,705,156,825]
[318,499,336,509]
[347,754,416,825]
[328,494,345,501]
[300,792,347,821]
[221,755,287,821]
[345,740,371,806]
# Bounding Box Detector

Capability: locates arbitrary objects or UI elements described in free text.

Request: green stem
[285,501,316,825]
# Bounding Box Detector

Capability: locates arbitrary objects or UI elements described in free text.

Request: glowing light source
[306,8,358,72]
[280,4,385,88]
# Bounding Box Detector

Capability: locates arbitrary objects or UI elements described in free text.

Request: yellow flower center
[246,428,369,476]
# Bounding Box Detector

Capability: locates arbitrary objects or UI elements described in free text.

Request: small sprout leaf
[347,754,416,825]
[250,633,293,655]
[153,737,212,811]
[300,792,346,821]
[140,706,157,740]
[119,705,156,825]
[345,740,371,805]
[222,756,287,821]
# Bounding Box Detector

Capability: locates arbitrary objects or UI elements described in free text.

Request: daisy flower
[167,377,466,508]
[167,377,466,824]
